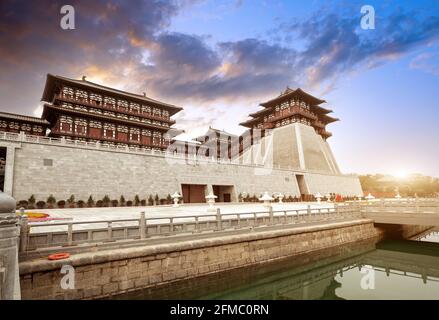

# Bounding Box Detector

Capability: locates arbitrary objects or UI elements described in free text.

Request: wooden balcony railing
[51,129,168,148]
[270,106,318,122]
[54,94,174,124]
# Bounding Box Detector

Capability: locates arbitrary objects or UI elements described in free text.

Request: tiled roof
[0,111,49,125]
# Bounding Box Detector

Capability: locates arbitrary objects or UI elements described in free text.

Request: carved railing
[20,204,360,251]
[54,94,174,124]
[0,131,361,176]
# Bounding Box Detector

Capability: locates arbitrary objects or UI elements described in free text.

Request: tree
[148,195,154,206]
[102,195,110,207]
[47,195,56,208]
[87,195,94,207]
[119,195,126,206]
[166,194,172,204]
[134,195,140,206]
[67,194,75,207]
[154,194,159,205]
[28,195,36,205]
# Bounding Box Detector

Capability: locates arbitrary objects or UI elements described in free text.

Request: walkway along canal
[13,199,439,299]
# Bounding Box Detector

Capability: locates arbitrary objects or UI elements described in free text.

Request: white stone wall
[304,172,363,196]
[5,139,362,202]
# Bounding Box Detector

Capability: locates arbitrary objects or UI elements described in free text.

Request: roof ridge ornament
[82,75,86,81]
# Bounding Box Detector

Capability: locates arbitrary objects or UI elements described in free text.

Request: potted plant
[87,195,94,207]
[77,200,85,208]
[166,194,172,204]
[154,194,159,206]
[111,199,119,207]
[67,194,75,208]
[47,195,56,209]
[28,195,36,209]
[96,200,103,207]
[57,200,66,208]
[140,199,147,206]
[126,200,133,207]
[36,201,46,209]
[17,200,28,210]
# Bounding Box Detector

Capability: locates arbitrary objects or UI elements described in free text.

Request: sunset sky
[1,0,438,176]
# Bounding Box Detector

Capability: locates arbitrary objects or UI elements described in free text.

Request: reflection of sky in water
[335,266,439,300]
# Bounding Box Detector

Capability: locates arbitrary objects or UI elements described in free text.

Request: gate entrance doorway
[0,147,6,192]
[295,174,310,201]
[181,184,207,203]
[212,185,235,202]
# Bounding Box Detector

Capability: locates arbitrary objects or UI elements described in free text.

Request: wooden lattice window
[152,107,161,117]
[130,103,140,114]
[104,96,116,108]
[74,118,87,135]
[62,86,74,99]
[75,89,88,101]
[89,93,102,105]
[103,123,116,139]
[142,105,151,115]
[129,128,140,141]
[117,100,129,112]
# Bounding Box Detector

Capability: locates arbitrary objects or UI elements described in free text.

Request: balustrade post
[216,208,222,230]
[64,223,73,246]
[107,222,113,241]
[415,198,419,213]
[19,216,29,253]
[139,212,146,239]
[269,206,274,225]
[169,218,174,234]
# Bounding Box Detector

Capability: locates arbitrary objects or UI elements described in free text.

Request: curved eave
[260,87,326,107]
[41,74,183,116]
[239,119,259,128]
[312,105,333,114]
[249,107,272,117]
[320,114,339,124]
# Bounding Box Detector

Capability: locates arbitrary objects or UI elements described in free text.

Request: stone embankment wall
[19,219,382,299]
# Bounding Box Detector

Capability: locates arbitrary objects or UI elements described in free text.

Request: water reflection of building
[111,239,439,300]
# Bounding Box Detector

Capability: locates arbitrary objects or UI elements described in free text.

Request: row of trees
[17,194,174,209]
[359,174,439,198]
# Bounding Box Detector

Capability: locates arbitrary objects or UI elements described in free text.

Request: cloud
[0,1,438,135]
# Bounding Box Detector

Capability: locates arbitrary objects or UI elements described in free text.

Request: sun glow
[393,171,409,179]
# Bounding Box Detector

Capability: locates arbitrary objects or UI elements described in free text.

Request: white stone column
[3,146,17,196]
[0,192,20,300]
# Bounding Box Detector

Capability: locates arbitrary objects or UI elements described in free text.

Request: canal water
[111,232,439,300]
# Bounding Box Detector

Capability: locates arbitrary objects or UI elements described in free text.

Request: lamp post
[277,193,284,204]
[171,192,181,208]
[315,192,322,205]
[206,192,218,212]
[259,192,274,208]
[325,193,332,203]
[365,193,375,204]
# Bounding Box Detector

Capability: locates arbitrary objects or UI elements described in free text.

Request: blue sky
[0,0,438,176]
